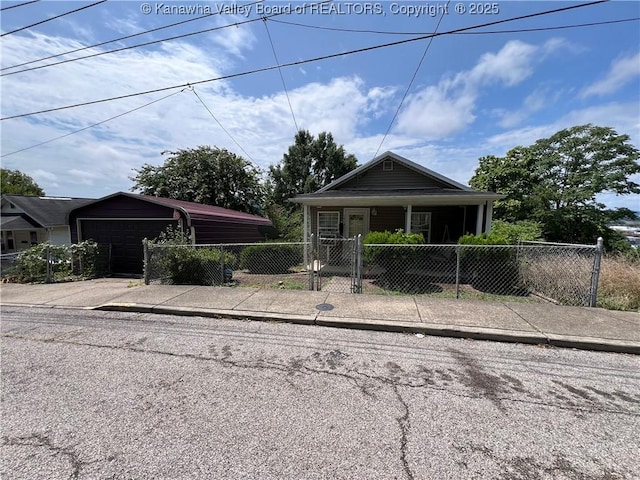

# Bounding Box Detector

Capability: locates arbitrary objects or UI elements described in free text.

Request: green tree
[1,169,45,196]
[470,124,640,247]
[131,146,265,214]
[269,130,358,208]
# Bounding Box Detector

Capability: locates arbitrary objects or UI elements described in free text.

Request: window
[7,232,14,250]
[411,212,431,242]
[30,231,38,245]
[318,211,340,242]
[383,160,394,171]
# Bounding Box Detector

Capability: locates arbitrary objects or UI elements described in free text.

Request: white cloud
[209,16,256,58]
[395,84,476,138]
[394,40,549,139]
[582,53,640,97]
[467,40,538,86]
[495,87,557,128]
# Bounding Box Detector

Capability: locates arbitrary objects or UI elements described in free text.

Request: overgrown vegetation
[4,240,103,283]
[148,226,237,285]
[597,251,640,311]
[240,243,303,274]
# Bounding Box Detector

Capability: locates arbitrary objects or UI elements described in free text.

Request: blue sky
[1,0,639,211]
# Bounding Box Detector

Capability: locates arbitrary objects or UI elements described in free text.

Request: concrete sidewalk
[1,278,638,354]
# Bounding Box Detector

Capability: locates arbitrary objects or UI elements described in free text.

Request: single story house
[68,192,273,274]
[291,151,502,244]
[1,194,94,253]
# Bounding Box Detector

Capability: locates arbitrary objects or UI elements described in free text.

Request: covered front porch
[300,196,498,246]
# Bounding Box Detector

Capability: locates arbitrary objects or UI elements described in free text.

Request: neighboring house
[68,192,273,274]
[1,194,94,253]
[291,151,502,244]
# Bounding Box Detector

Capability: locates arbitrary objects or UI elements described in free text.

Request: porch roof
[290,188,503,207]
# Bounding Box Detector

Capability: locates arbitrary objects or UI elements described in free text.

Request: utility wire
[1,0,107,37]
[2,1,331,77]
[190,87,256,163]
[1,0,608,121]
[1,89,187,158]
[267,16,638,36]
[1,0,40,12]
[374,1,451,158]
[2,0,264,72]
[262,17,300,135]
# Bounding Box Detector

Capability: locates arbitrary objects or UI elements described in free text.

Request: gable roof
[292,151,502,206]
[1,195,94,228]
[70,192,272,226]
[317,151,473,193]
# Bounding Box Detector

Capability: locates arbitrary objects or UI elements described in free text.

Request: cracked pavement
[1,306,639,479]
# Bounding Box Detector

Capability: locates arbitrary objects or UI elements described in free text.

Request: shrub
[363,230,425,265]
[490,220,543,244]
[240,243,302,274]
[8,240,103,283]
[458,232,519,295]
[159,246,237,285]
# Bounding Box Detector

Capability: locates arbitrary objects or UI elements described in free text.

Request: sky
[1,0,639,211]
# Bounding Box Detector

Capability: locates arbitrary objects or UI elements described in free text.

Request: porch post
[405,204,412,233]
[303,204,309,267]
[475,204,484,235]
[484,201,493,234]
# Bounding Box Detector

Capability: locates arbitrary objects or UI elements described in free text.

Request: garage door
[80,220,177,274]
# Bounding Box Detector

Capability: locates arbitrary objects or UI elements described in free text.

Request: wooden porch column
[484,201,493,234]
[405,204,412,233]
[475,204,484,235]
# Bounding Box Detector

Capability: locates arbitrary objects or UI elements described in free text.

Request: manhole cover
[315,303,334,311]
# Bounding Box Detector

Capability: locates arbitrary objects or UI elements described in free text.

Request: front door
[344,208,370,238]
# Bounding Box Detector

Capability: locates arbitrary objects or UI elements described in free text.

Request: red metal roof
[134,194,272,225]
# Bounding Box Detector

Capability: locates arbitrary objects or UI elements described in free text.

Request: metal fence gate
[314,235,362,293]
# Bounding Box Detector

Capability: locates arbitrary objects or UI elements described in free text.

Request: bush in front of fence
[363,230,430,293]
[458,233,521,295]
[157,246,237,285]
[240,243,302,274]
[5,240,102,283]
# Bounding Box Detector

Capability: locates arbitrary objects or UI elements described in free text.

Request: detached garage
[68,192,273,274]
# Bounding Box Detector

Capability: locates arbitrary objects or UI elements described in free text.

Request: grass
[597,254,640,311]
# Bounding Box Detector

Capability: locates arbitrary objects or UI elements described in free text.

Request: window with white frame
[318,211,340,242]
[411,212,431,242]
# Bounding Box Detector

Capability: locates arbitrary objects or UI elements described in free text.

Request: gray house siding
[338,160,450,191]
[310,205,474,243]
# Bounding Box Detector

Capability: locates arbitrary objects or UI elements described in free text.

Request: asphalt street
[2,306,639,479]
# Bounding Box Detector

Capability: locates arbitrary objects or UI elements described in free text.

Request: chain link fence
[143,238,603,307]
[360,242,600,306]
[0,242,109,283]
[145,241,312,290]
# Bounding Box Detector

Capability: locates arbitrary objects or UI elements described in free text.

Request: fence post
[45,244,52,283]
[357,234,363,294]
[589,237,604,307]
[220,245,225,285]
[455,246,461,299]
[143,238,150,285]
[308,234,315,291]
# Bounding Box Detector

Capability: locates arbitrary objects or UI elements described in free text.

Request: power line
[1,0,609,121]
[191,87,256,163]
[262,17,300,135]
[1,0,265,72]
[267,16,638,36]
[1,89,187,158]
[374,1,451,158]
[1,1,107,37]
[1,1,331,77]
[0,0,40,12]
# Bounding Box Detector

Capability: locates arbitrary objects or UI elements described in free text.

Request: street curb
[92,303,639,355]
